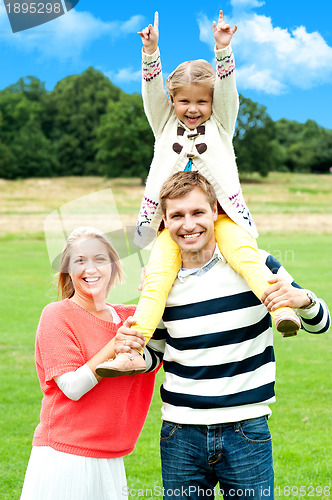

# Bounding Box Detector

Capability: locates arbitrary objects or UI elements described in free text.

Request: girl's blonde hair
[57,226,123,300]
[165,59,216,98]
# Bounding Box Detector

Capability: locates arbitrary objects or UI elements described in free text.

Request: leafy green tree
[0,141,17,179]
[10,120,58,178]
[1,68,331,180]
[275,119,332,173]
[0,91,38,141]
[274,118,303,148]
[96,93,154,183]
[48,67,123,176]
[234,94,277,176]
[0,86,57,178]
[5,75,47,101]
[311,129,332,173]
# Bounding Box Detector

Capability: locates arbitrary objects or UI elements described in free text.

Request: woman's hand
[212,10,237,50]
[261,276,311,311]
[138,11,159,54]
[114,317,146,354]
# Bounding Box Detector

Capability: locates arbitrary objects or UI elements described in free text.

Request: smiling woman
[20,226,157,500]
[58,227,123,317]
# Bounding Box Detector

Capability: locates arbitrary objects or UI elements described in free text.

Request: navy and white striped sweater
[145,250,330,425]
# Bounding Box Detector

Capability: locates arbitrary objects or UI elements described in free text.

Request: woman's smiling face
[68,237,112,301]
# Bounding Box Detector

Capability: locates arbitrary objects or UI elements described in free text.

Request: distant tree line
[0,68,331,180]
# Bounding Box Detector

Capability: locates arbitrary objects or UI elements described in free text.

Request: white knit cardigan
[135,44,258,248]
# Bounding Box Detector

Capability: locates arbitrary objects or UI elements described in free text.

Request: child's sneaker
[275,312,301,337]
[96,351,146,378]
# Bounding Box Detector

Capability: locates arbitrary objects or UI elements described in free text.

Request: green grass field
[0,174,331,499]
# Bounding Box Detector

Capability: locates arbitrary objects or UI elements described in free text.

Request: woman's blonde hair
[57,226,123,300]
[165,59,216,98]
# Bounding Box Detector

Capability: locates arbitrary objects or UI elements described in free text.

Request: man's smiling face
[163,187,218,268]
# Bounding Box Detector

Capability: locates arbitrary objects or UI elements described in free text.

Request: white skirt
[21,446,128,500]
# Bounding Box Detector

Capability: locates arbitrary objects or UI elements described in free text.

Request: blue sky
[0,0,332,129]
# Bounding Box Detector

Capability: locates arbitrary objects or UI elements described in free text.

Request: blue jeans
[160,416,274,500]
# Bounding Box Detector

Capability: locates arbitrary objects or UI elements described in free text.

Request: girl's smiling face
[172,84,213,129]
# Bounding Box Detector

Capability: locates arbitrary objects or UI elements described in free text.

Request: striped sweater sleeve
[144,327,166,371]
[262,251,330,334]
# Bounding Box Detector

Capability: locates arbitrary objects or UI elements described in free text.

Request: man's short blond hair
[160,171,217,216]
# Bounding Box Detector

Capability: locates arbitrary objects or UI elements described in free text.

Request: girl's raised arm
[212,9,237,49]
[138,11,159,55]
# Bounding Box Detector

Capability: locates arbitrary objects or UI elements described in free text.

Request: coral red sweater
[33,299,157,458]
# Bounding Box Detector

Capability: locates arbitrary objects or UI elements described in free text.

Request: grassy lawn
[1,173,331,218]
[0,173,331,499]
[1,172,332,238]
[240,172,332,214]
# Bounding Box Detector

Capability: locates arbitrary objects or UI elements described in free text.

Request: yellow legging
[133,214,294,349]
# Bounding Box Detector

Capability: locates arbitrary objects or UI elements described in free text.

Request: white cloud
[235,66,286,94]
[230,0,265,10]
[198,9,332,95]
[0,6,144,61]
[106,67,141,84]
